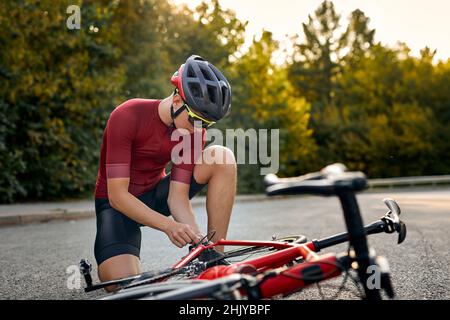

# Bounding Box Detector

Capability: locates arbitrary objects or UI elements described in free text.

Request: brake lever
[396,221,407,244]
[383,198,401,223]
[381,198,407,244]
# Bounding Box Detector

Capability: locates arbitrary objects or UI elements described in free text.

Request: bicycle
[80,163,407,300]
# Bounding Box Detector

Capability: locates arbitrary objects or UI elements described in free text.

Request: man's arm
[167,179,203,237]
[108,177,200,248]
[167,128,206,236]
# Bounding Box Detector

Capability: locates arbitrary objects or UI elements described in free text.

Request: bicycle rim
[98,280,205,300]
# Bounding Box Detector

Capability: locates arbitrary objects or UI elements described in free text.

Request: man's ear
[172,93,182,105]
[172,95,183,113]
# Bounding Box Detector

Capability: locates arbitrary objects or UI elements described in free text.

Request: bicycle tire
[98,280,206,300]
[147,274,246,300]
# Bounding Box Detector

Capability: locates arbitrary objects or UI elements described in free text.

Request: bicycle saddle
[264,163,367,196]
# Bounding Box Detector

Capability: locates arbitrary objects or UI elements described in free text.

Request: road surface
[1,188,449,300]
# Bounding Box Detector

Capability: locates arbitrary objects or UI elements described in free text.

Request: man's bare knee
[98,254,140,292]
[202,145,236,167]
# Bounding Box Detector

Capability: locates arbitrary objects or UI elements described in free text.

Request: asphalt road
[1,188,449,300]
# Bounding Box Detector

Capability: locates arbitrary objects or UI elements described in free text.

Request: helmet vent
[188,82,203,98]
[201,67,214,81]
[187,65,196,78]
[221,86,229,106]
[207,85,217,103]
[210,67,224,81]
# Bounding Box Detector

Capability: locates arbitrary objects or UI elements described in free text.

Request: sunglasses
[174,88,215,128]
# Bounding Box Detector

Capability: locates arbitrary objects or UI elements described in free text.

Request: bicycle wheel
[98,280,206,300]
[147,274,246,300]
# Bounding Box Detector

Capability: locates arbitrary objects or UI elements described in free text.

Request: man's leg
[94,205,143,292]
[98,255,140,292]
[193,145,237,252]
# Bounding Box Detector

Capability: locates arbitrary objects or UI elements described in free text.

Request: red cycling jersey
[94,98,206,199]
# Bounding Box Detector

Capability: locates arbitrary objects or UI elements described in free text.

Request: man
[93,55,236,288]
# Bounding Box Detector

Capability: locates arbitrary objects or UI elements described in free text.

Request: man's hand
[163,220,202,248]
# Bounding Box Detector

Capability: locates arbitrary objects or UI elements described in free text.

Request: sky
[171,0,450,63]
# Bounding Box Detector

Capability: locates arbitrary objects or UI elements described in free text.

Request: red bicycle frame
[171,239,344,298]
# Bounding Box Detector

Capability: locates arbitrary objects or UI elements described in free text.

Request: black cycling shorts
[94,173,207,266]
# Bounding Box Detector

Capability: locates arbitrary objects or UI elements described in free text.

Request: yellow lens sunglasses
[174,88,216,128]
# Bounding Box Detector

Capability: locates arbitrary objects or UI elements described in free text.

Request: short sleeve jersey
[94,98,206,199]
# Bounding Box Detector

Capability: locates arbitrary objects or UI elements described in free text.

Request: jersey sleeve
[171,129,206,184]
[105,105,137,179]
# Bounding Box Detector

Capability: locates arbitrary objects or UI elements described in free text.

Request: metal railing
[368,175,450,189]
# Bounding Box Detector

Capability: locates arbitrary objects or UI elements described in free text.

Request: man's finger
[174,234,188,247]
[170,236,183,248]
[185,228,201,243]
[179,232,192,245]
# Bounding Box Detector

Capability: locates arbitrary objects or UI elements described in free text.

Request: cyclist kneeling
[93,55,235,291]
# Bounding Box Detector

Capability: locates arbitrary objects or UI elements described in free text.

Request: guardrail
[368,175,450,188]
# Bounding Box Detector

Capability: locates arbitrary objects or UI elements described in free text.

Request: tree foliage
[225,31,315,192]
[0,0,124,202]
[0,0,449,202]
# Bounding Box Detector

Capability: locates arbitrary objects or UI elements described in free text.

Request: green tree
[335,44,441,177]
[166,0,247,71]
[287,1,375,168]
[432,58,450,173]
[341,9,375,64]
[288,0,343,109]
[0,0,124,202]
[114,0,247,98]
[227,31,316,193]
[112,0,172,98]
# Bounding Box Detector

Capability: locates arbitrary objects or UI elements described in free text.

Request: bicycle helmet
[171,55,231,122]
